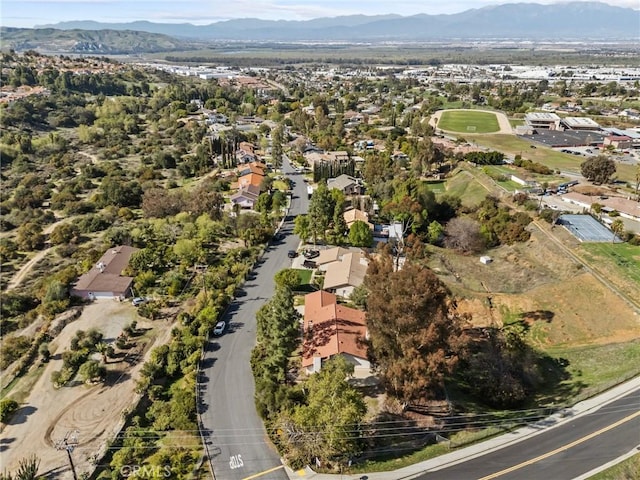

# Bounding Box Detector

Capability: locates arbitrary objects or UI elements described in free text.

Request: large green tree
[277,356,366,468]
[348,220,373,247]
[308,183,335,244]
[294,215,311,242]
[580,155,616,184]
[364,255,466,403]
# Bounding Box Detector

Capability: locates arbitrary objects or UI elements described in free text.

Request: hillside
[0,27,192,54]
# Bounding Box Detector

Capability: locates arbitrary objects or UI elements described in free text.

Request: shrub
[0,398,19,422]
[0,336,32,369]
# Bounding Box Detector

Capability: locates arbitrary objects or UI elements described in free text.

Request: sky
[1,0,638,28]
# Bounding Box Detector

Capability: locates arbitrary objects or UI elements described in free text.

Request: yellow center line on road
[478,409,640,480]
[242,464,285,480]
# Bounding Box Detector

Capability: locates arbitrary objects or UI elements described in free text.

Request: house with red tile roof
[302,290,369,375]
[237,173,265,189]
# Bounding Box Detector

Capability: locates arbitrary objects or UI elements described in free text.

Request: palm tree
[96,342,113,364]
[3,455,40,480]
[611,219,624,243]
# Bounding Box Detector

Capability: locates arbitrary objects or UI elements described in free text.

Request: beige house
[322,251,368,299]
[343,207,373,230]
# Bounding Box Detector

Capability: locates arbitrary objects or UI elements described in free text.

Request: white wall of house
[334,285,355,298]
[305,353,370,376]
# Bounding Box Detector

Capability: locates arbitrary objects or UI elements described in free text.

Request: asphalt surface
[199,156,309,480]
[418,388,640,480]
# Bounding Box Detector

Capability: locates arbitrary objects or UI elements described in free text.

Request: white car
[213,321,226,336]
[132,297,147,306]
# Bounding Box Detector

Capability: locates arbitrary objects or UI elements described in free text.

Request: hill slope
[0,27,191,54]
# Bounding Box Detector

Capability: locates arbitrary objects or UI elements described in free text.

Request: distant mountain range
[2,2,637,54]
[36,2,639,41]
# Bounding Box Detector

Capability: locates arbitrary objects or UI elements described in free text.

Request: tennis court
[557,214,621,243]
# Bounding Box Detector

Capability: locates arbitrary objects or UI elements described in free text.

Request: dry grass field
[427,220,640,404]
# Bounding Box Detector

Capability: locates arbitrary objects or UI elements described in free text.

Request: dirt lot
[0,300,171,477]
[430,222,640,346]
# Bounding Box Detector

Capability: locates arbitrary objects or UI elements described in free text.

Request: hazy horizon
[2,0,639,28]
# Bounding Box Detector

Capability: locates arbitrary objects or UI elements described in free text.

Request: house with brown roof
[343,207,373,230]
[314,247,352,267]
[302,290,369,375]
[70,245,139,300]
[238,161,266,177]
[603,135,633,150]
[322,251,368,299]
[327,174,364,195]
[230,184,261,209]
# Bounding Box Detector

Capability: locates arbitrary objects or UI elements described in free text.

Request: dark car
[303,260,317,269]
[288,250,297,258]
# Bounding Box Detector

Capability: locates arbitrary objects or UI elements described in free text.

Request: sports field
[437,110,500,133]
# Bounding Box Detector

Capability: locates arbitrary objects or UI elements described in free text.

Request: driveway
[199,155,309,480]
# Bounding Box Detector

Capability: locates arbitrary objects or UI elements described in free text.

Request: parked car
[213,321,226,336]
[303,260,317,269]
[288,250,297,258]
[132,297,147,307]
[303,249,320,259]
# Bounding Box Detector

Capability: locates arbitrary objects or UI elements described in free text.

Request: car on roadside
[213,321,226,336]
[287,250,298,258]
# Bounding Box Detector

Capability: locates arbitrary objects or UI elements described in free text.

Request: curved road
[418,388,640,480]
[199,156,308,480]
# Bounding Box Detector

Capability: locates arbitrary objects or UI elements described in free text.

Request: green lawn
[542,341,640,405]
[272,179,289,191]
[441,172,490,206]
[294,268,312,285]
[465,134,636,183]
[438,110,500,134]
[578,243,640,286]
[424,181,446,194]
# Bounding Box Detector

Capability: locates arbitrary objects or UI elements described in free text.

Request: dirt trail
[0,301,167,476]
[6,219,66,291]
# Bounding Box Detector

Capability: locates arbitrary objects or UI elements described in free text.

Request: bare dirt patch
[429,224,640,349]
[0,300,171,476]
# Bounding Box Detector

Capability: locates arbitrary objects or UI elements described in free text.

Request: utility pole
[55,430,79,480]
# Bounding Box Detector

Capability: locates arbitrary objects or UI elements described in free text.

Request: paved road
[416,388,640,480]
[199,156,309,480]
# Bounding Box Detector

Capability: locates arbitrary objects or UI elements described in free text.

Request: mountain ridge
[33,2,639,41]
